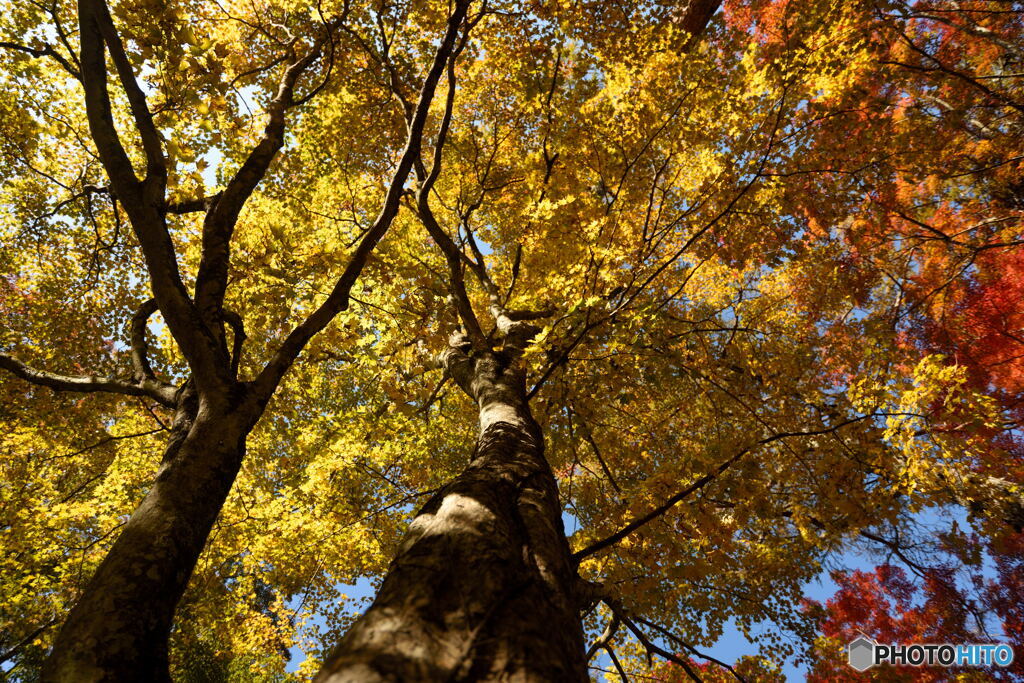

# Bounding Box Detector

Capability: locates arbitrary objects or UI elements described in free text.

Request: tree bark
[316,352,587,682]
[42,387,256,682]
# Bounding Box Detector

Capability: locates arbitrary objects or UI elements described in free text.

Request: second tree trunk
[317,354,587,681]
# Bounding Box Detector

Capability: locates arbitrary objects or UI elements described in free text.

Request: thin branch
[573,416,873,561]
[858,529,932,576]
[415,374,449,418]
[0,619,57,665]
[886,24,1024,115]
[603,595,704,682]
[572,405,622,495]
[0,40,80,79]
[604,644,630,683]
[48,427,168,464]
[636,617,746,682]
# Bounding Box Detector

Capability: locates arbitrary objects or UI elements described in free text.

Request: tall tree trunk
[316,353,587,682]
[43,387,255,682]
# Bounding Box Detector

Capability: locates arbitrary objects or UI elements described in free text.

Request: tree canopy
[0,0,1022,680]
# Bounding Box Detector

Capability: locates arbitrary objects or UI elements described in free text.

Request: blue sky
[284,503,1010,680]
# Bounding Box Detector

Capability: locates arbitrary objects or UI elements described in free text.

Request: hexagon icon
[848,636,876,672]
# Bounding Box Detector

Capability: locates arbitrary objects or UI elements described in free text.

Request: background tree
[1,0,474,677]
[732,1,1024,673]
[1,0,1021,681]
[804,547,1024,681]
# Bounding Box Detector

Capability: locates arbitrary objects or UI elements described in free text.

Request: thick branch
[433,331,477,396]
[461,220,500,300]
[252,0,472,402]
[223,310,246,377]
[950,472,1024,532]
[585,615,621,662]
[91,0,165,184]
[194,37,332,328]
[417,201,487,346]
[78,0,234,391]
[129,298,159,382]
[413,53,489,347]
[78,0,142,196]
[0,353,175,407]
[164,192,223,215]
[679,0,722,52]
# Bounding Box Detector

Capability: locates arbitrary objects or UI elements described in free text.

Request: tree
[3,0,473,677]
[1,0,1021,680]
[805,534,1024,682]
[766,2,1024,675]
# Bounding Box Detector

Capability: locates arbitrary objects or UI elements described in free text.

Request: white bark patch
[479,401,525,433]
[402,493,496,554]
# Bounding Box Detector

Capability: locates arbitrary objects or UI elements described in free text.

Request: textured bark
[316,353,587,682]
[680,0,722,50]
[42,388,254,682]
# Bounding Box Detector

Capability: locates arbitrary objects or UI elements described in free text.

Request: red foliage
[806,538,1024,682]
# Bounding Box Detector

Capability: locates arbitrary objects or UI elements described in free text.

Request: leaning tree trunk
[43,387,255,682]
[316,352,587,682]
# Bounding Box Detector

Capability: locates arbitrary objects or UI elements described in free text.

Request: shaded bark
[316,353,587,682]
[680,0,722,51]
[951,472,1024,532]
[42,387,256,682]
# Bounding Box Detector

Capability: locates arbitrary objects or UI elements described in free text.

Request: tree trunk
[43,388,254,682]
[316,353,587,682]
